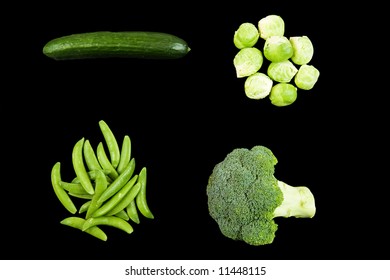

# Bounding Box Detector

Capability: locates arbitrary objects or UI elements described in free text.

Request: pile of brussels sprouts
[233,15,320,106]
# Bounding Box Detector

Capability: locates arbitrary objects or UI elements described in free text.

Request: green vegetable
[51,120,154,241]
[258,15,285,39]
[85,169,108,219]
[234,23,260,49]
[96,142,119,180]
[92,174,138,218]
[206,145,316,246]
[233,47,264,78]
[289,36,314,65]
[60,217,108,241]
[233,47,263,78]
[99,120,121,169]
[244,72,273,99]
[135,167,154,219]
[97,158,136,205]
[83,139,104,172]
[117,135,131,174]
[263,35,293,63]
[269,83,298,107]
[72,138,95,195]
[79,201,91,214]
[267,60,298,83]
[51,162,77,214]
[233,15,320,106]
[115,210,130,221]
[82,216,134,234]
[294,64,320,90]
[43,31,191,60]
[68,192,93,200]
[126,200,141,224]
[60,181,89,195]
[106,180,141,216]
[71,169,112,183]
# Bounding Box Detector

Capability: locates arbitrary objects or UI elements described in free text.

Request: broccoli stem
[273,181,316,218]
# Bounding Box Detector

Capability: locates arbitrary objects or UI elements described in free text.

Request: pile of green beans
[50,120,154,241]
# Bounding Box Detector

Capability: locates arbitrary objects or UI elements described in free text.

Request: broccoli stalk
[273,181,316,218]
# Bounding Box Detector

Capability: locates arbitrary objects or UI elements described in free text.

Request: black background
[2,2,386,260]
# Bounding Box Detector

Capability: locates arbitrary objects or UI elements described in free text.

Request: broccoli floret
[206,145,315,246]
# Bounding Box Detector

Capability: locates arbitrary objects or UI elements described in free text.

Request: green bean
[83,139,103,171]
[51,162,77,214]
[79,200,91,214]
[60,181,90,195]
[117,135,131,174]
[68,192,94,200]
[82,216,133,234]
[72,138,94,195]
[92,175,138,218]
[99,120,120,169]
[106,179,141,216]
[85,169,108,219]
[114,209,130,221]
[135,167,154,219]
[96,142,119,180]
[96,158,135,205]
[60,216,107,241]
[126,199,140,224]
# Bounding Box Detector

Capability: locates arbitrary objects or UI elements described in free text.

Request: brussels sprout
[269,83,297,106]
[294,65,320,90]
[290,36,314,65]
[244,72,273,99]
[267,60,298,83]
[258,15,285,39]
[233,47,264,78]
[234,22,260,49]
[263,36,293,62]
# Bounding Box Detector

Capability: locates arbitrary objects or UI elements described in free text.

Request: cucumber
[43,31,191,60]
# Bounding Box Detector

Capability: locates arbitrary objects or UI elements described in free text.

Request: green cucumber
[43,31,191,60]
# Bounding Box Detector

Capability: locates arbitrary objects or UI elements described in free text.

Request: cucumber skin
[43,31,190,60]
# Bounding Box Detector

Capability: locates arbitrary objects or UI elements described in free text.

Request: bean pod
[51,162,77,214]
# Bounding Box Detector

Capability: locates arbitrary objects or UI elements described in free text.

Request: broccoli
[206,145,316,246]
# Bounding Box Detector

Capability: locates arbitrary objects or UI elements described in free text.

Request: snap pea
[114,209,130,221]
[99,120,120,169]
[85,169,108,219]
[72,138,95,195]
[68,192,94,200]
[106,179,141,216]
[135,167,154,219]
[83,139,103,171]
[51,162,77,214]
[96,158,135,205]
[126,199,140,224]
[60,216,107,241]
[96,142,119,180]
[71,169,113,184]
[82,216,133,234]
[117,135,131,174]
[71,177,79,183]
[60,181,90,195]
[92,175,138,218]
[79,200,91,214]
